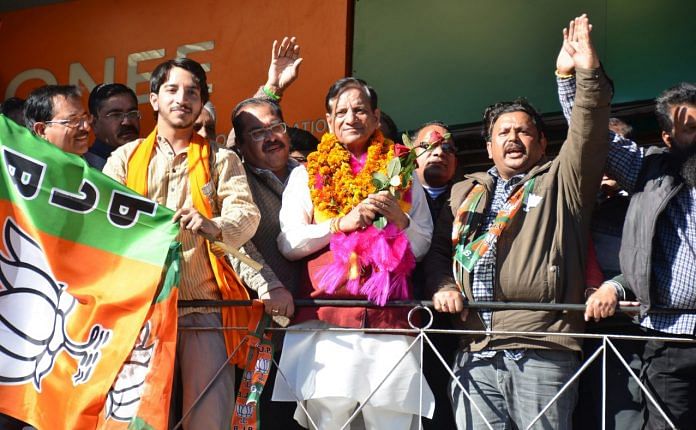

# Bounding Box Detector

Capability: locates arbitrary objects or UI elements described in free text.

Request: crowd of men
[1,13,695,430]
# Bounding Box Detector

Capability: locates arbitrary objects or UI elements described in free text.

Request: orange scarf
[126,127,250,366]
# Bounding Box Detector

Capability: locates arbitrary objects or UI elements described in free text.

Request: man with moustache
[229,98,305,430]
[581,82,696,428]
[23,85,92,156]
[85,83,140,170]
[425,15,611,429]
[231,98,299,317]
[103,58,260,429]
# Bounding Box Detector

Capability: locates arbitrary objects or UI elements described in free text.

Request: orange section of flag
[96,284,178,429]
[0,202,167,430]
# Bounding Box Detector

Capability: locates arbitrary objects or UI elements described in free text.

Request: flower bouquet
[315,130,451,305]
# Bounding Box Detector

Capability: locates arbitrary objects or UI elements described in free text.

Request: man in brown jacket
[424,15,612,429]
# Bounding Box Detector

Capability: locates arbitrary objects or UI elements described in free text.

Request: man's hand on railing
[260,286,295,319]
[585,282,640,322]
[433,288,468,321]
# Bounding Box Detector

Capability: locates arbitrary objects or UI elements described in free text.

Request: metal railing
[174,300,695,430]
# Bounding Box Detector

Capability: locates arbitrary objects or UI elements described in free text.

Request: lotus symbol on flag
[104,321,155,422]
[0,217,111,391]
[236,403,253,422]
[254,357,270,375]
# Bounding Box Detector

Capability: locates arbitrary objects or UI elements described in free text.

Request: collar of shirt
[422,183,449,199]
[486,166,525,208]
[155,135,181,157]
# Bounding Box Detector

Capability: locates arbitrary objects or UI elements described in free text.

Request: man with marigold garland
[272,77,435,429]
[425,14,612,429]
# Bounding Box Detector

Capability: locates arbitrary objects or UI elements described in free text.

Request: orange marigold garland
[307,130,393,217]
[307,130,420,305]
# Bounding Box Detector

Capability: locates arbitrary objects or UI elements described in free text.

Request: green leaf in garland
[402,132,413,149]
[372,172,389,189]
[373,215,387,229]
[387,157,401,179]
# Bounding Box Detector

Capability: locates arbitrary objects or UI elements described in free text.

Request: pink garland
[315,224,416,306]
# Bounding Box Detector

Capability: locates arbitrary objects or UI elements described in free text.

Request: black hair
[24,85,81,129]
[150,58,209,104]
[231,98,284,145]
[655,82,696,134]
[379,111,399,142]
[324,77,377,113]
[482,98,546,141]
[88,83,138,115]
[287,127,319,152]
[1,97,26,124]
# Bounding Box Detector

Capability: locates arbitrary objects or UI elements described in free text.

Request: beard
[670,143,696,188]
[680,153,696,188]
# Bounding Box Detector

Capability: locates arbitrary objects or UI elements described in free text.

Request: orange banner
[0,0,349,141]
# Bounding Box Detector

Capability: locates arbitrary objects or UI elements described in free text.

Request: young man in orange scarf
[103,58,260,429]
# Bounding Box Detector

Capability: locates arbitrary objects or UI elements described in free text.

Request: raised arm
[253,36,303,100]
[556,14,612,215]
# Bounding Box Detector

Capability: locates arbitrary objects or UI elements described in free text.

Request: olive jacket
[424,67,613,352]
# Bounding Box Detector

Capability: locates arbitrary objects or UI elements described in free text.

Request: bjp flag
[0,115,180,430]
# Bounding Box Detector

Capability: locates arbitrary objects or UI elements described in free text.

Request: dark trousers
[0,414,31,429]
[641,337,696,430]
[573,317,645,430]
[420,312,460,429]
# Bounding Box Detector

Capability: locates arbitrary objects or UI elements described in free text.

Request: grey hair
[203,101,216,122]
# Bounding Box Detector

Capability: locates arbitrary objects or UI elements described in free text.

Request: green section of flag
[128,417,155,430]
[156,242,181,303]
[0,116,178,265]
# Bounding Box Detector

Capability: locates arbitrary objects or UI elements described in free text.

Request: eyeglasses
[417,141,457,154]
[103,110,141,122]
[248,122,287,142]
[45,114,93,129]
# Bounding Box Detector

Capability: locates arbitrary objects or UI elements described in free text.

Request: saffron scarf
[126,127,251,366]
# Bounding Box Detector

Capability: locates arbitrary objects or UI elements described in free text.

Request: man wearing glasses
[230,98,299,318]
[412,121,458,222]
[86,83,141,170]
[23,85,92,156]
[411,121,459,430]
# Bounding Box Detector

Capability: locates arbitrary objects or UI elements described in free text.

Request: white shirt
[277,164,433,261]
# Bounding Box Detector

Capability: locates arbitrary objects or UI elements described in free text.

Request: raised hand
[265,36,303,96]
[556,28,576,75]
[565,14,599,70]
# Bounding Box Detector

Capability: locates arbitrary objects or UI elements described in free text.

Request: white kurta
[272,321,435,421]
